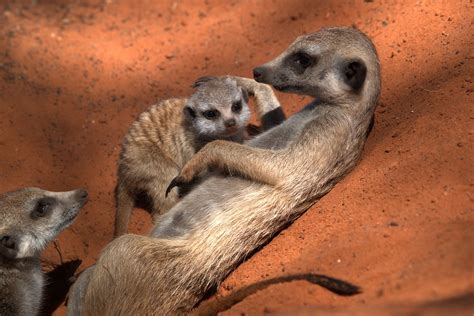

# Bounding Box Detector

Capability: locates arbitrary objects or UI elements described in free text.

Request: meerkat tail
[192,273,361,315]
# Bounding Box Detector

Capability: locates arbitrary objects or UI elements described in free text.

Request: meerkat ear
[241,88,249,102]
[183,106,197,120]
[0,235,19,259]
[192,76,217,88]
[342,59,367,91]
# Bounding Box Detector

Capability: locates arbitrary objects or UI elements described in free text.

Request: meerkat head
[253,27,380,107]
[183,77,251,140]
[0,188,88,260]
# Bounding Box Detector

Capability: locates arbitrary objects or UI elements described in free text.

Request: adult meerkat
[75,27,381,315]
[68,77,284,315]
[0,187,88,316]
[114,77,284,237]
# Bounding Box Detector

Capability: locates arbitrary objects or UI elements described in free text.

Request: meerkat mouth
[224,127,239,135]
[58,207,82,229]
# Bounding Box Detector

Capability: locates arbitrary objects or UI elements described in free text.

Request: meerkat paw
[165,172,198,197]
[228,76,259,96]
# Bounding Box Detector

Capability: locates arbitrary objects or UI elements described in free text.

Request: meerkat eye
[202,110,219,120]
[231,100,242,113]
[293,52,313,69]
[32,197,54,219]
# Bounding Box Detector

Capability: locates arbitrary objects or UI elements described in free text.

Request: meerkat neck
[0,256,39,270]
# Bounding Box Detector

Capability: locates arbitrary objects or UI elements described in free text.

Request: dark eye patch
[31,197,55,219]
[231,100,242,113]
[284,51,317,75]
[292,52,315,71]
[202,109,219,120]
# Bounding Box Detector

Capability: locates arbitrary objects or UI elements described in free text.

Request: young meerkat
[0,187,88,316]
[72,27,381,315]
[114,77,284,237]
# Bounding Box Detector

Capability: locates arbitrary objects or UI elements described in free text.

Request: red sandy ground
[0,0,472,315]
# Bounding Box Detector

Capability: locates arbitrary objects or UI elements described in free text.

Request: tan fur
[114,98,196,237]
[76,27,380,315]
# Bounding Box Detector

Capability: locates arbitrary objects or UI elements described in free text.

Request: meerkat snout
[0,235,17,259]
[252,66,264,80]
[76,189,89,201]
[224,118,236,127]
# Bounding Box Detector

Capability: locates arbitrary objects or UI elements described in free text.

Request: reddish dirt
[0,0,472,315]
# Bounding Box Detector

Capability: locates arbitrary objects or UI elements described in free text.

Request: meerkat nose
[224,119,236,127]
[75,189,89,202]
[253,67,264,80]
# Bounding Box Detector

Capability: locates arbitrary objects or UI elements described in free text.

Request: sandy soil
[0,0,472,315]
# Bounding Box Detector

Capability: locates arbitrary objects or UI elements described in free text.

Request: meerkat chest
[171,128,200,166]
[0,263,44,316]
[16,265,44,315]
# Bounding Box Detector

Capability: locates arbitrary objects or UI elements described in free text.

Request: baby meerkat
[0,187,88,316]
[114,77,284,237]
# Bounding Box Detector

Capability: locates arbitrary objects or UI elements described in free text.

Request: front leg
[166,140,287,196]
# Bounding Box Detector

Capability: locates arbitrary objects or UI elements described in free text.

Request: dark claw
[165,177,180,197]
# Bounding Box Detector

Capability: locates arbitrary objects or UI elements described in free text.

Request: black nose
[253,67,263,79]
[76,189,88,201]
[225,119,236,128]
[1,236,16,249]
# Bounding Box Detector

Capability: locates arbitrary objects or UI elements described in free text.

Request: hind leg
[67,266,95,316]
[114,183,135,238]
